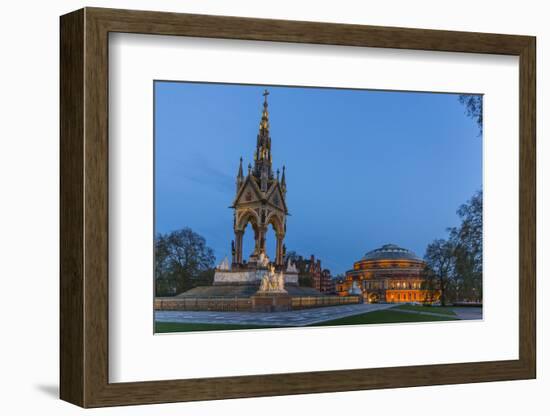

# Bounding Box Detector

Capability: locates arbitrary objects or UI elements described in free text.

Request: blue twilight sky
[154,81,482,275]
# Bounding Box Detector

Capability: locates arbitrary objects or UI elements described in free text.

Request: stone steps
[175,284,327,298]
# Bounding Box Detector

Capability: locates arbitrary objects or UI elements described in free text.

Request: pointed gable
[266,182,288,213]
[233,175,262,207]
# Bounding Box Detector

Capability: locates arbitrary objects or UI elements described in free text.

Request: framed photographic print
[60,7,536,408]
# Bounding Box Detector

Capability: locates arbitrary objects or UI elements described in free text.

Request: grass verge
[392,304,457,316]
[155,321,277,333]
[310,309,457,326]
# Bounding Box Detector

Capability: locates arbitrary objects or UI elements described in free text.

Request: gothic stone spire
[281,165,286,195]
[254,89,273,188]
[236,156,244,191]
[230,90,288,267]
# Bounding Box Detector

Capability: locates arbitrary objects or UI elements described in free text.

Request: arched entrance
[368,292,380,304]
[242,222,259,260]
[233,209,260,264]
[233,209,286,267]
[264,223,277,263]
[266,213,285,266]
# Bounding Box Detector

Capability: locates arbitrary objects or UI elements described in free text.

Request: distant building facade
[320,269,336,294]
[306,255,322,291]
[334,277,348,296]
[288,254,336,294]
[343,244,440,303]
[302,255,335,293]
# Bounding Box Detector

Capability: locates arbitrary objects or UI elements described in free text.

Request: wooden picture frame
[60,7,536,408]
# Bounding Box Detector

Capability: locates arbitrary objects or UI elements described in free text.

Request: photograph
[153,82,483,333]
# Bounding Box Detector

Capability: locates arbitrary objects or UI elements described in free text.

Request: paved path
[451,307,483,320]
[155,305,483,327]
[155,303,395,327]
[392,307,482,320]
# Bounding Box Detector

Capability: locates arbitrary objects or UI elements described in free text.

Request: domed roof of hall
[361,244,423,262]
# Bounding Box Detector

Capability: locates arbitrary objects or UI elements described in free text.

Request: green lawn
[392,304,457,316]
[309,309,458,327]
[155,321,276,333]
[156,309,458,333]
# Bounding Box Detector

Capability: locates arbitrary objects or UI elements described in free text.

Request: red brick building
[320,269,336,294]
[294,254,336,294]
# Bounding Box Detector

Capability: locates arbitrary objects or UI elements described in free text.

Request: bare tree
[154,228,215,296]
[459,94,483,135]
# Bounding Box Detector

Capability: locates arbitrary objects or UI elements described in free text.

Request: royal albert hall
[342,244,440,303]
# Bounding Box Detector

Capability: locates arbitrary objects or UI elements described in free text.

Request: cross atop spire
[259,89,270,131]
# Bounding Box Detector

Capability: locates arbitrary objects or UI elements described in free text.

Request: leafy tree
[423,190,483,304]
[449,190,483,301]
[154,228,215,296]
[459,94,483,134]
[424,239,457,306]
[298,275,314,288]
[196,268,215,287]
[420,265,438,305]
[284,250,300,264]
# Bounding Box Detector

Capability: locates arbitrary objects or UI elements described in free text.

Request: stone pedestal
[251,293,292,312]
[214,269,299,286]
